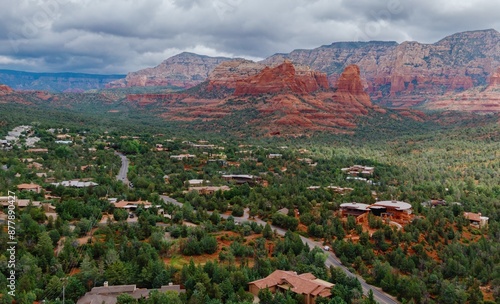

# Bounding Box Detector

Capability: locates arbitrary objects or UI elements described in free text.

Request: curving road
[160,199,398,303]
[114,151,130,187]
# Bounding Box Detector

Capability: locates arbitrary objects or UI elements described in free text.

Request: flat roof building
[340,203,370,217]
[369,200,412,216]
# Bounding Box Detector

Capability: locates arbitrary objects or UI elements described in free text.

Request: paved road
[160,197,398,303]
[247,217,398,304]
[160,195,183,207]
[114,151,129,187]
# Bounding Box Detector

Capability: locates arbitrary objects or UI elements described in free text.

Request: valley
[0,28,499,304]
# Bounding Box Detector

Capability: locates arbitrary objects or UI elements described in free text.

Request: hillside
[0,69,125,92]
[425,67,500,112]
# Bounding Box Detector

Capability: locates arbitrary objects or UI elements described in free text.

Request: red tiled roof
[464,212,481,222]
[249,270,333,297]
[17,183,41,189]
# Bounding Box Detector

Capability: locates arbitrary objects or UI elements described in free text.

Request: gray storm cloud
[0,0,498,73]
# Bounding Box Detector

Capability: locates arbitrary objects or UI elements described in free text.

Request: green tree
[117,293,138,304]
[262,223,273,239]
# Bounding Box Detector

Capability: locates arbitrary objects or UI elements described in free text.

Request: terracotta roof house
[248,270,333,304]
[16,183,42,193]
[114,200,152,210]
[464,212,489,228]
[341,165,374,176]
[77,282,185,304]
[0,197,40,208]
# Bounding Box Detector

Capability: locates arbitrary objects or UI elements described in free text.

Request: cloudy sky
[1,0,498,74]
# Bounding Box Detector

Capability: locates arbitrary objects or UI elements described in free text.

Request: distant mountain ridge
[106,52,232,89]
[0,69,125,92]
[263,29,500,107]
[112,29,500,111]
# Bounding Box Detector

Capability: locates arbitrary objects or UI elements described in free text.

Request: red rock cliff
[334,65,372,107]
[0,84,13,95]
[233,61,329,96]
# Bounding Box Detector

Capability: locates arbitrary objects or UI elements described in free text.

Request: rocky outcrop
[334,65,371,107]
[107,52,231,89]
[206,59,266,90]
[0,84,13,95]
[125,62,383,135]
[110,29,500,111]
[233,61,329,96]
[263,29,500,108]
[489,67,500,87]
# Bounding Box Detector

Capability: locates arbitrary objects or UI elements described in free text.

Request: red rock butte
[334,65,372,107]
[233,61,329,96]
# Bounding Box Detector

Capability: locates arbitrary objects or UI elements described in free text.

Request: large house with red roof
[248,270,333,304]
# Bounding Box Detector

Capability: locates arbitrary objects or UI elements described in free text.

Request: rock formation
[206,59,266,90]
[233,61,329,96]
[107,52,231,89]
[0,84,13,95]
[263,29,500,107]
[107,29,500,111]
[334,65,371,107]
[125,62,384,135]
[425,66,500,112]
[489,67,500,88]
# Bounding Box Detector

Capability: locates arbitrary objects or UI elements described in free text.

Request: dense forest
[0,101,499,303]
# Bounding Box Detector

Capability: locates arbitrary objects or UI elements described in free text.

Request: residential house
[114,200,153,210]
[248,270,333,304]
[188,179,209,186]
[369,200,413,216]
[77,282,185,304]
[341,165,375,176]
[222,174,261,185]
[326,186,354,194]
[339,203,370,217]
[0,196,41,208]
[51,180,98,188]
[17,183,42,193]
[186,186,230,195]
[26,148,48,153]
[268,153,283,159]
[464,212,489,228]
[170,154,196,160]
